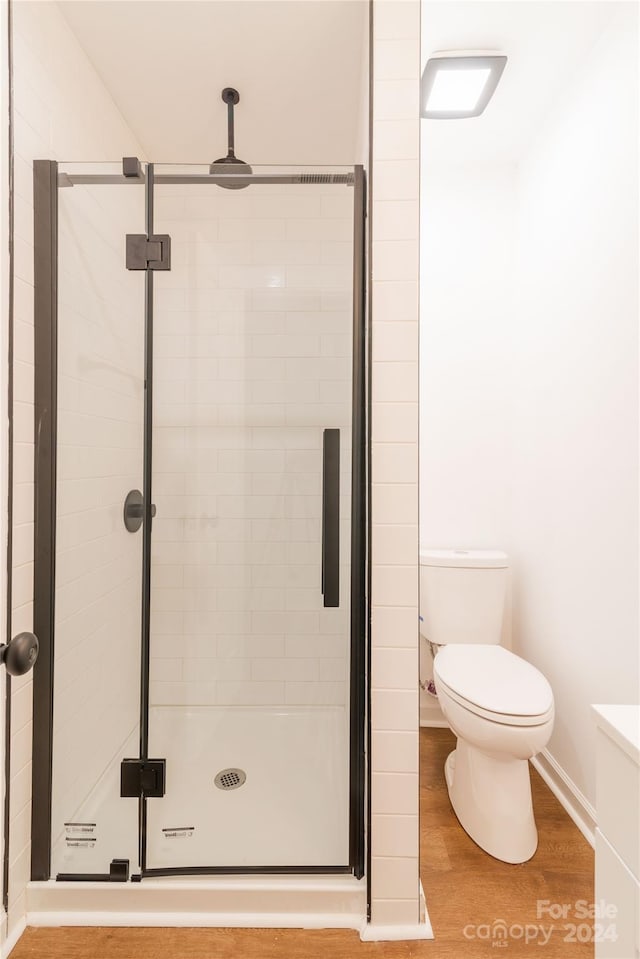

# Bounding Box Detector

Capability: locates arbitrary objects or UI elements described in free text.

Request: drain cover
[214,768,246,791]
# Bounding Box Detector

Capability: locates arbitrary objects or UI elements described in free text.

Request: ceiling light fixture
[421,52,507,120]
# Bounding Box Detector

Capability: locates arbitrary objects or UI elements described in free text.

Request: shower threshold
[26,873,366,931]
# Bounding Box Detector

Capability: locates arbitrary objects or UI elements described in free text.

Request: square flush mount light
[421,53,507,119]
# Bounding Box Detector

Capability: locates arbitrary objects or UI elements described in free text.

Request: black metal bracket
[126,234,171,271]
[122,156,144,179]
[120,758,166,798]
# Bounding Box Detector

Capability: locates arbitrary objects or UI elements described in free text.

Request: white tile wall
[9,0,144,940]
[149,180,354,710]
[369,0,421,930]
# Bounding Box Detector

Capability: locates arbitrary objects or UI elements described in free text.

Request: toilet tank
[420,549,509,646]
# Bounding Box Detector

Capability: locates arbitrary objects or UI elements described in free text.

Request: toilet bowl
[420,548,555,863]
[433,644,554,863]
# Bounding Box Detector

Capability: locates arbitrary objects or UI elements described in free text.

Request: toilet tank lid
[420,549,508,569]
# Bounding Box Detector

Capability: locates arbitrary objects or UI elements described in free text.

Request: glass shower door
[48,163,146,878]
[144,165,357,871]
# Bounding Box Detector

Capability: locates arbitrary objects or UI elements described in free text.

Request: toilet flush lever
[1,632,39,676]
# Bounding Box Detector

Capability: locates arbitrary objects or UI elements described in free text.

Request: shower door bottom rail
[56,859,130,882]
[54,864,354,882]
[139,864,354,879]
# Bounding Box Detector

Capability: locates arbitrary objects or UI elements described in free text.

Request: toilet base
[444,741,538,864]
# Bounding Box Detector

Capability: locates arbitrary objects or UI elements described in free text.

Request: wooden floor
[12,728,594,958]
[419,729,594,957]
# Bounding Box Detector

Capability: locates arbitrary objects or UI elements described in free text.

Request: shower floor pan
[148,704,350,870]
[51,705,350,876]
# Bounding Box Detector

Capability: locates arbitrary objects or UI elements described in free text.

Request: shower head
[210,87,252,189]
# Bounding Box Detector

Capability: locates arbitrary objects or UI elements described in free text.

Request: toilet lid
[433,645,553,719]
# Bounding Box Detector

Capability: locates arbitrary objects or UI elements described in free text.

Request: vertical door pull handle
[322,429,340,608]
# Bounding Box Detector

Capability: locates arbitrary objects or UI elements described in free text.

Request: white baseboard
[420,697,447,728]
[2,917,26,958]
[420,717,449,728]
[360,920,433,942]
[530,748,596,847]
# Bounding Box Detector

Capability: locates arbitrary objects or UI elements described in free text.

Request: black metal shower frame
[31,159,369,882]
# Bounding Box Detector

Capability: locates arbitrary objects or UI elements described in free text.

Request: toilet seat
[434,645,554,727]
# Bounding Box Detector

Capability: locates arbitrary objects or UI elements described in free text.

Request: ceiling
[421,1,625,167]
[58,0,624,170]
[57,0,368,165]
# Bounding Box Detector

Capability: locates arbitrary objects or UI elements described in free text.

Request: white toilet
[420,548,554,864]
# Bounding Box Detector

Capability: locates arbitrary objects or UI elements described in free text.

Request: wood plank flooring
[12,728,595,958]
[419,728,595,957]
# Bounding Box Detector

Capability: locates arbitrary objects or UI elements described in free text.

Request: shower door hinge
[126,233,171,271]
[120,758,166,798]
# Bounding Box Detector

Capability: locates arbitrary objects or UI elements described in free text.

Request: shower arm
[227,100,236,159]
[209,87,252,185]
[222,87,240,160]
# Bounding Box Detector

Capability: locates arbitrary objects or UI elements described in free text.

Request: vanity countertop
[592,704,640,765]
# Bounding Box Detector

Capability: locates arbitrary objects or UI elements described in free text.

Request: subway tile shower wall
[369,0,421,929]
[149,182,354,710]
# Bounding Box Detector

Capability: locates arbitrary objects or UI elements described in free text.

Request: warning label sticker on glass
[162,826,194,839]
[64,822,97,845]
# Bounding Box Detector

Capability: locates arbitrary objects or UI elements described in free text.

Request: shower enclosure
[31,159,366,882]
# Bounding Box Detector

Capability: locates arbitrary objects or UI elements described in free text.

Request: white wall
[420,162,516,548]
[419,162,516,721]
[9,0,144,939]
[420,5,638,808]
[509,6,639,804]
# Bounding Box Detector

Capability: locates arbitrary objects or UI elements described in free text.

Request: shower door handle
[124,489,156,532]
[1,632,39,676]
[321,429,340,608]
